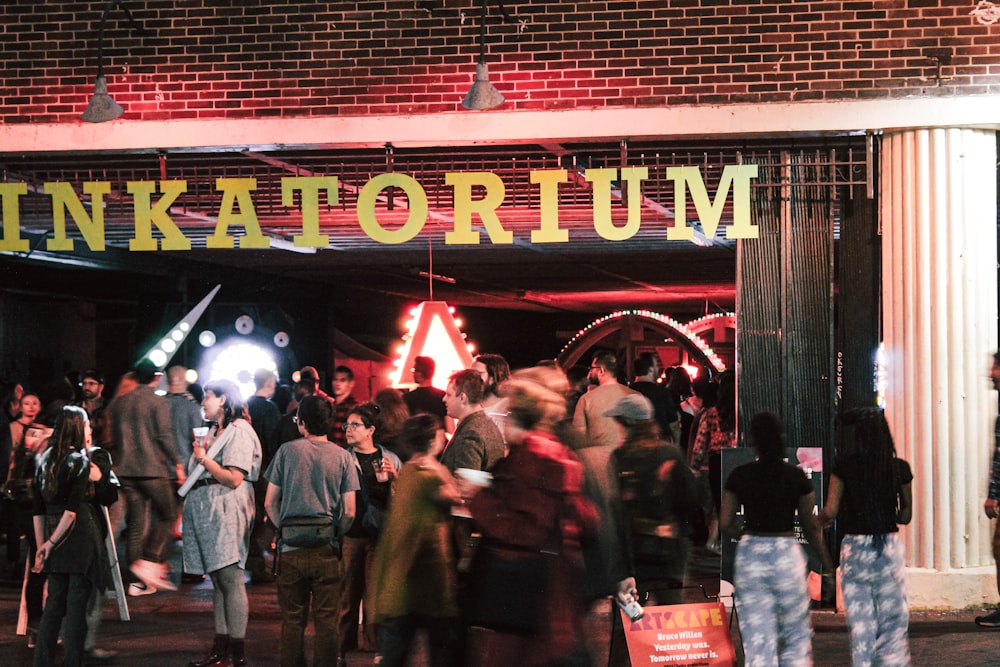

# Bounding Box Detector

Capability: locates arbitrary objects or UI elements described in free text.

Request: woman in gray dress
[183,379,262,667]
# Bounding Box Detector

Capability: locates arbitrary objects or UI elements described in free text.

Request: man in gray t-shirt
[264,395,359,667]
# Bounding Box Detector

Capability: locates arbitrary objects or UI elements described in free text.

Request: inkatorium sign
[0,165,758,252]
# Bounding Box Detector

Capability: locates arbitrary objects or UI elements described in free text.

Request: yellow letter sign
[667,165,759,241]
[127,180,191,251]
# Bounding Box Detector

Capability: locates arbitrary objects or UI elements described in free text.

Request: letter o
[357,173,428,244]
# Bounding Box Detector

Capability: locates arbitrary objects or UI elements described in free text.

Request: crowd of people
[0,347,923,667]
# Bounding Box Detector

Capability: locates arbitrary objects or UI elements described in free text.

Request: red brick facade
[1,0,998,123]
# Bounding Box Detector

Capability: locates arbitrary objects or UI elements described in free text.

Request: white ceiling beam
[2,96,998,154]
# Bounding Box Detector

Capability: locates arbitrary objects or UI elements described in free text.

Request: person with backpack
[607,393,700,665]
[610,393,699,606]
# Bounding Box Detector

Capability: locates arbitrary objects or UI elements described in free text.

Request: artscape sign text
[0,165,758,252]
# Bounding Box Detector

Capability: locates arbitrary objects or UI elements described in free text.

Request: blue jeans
[734,535,813,667]
[840,534,910,667]
[277,544,343,667]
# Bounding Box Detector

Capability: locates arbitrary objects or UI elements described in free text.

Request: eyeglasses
[343,421,365,431]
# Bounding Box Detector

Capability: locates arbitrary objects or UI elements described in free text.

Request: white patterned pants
[839,533,911,667]
[734,535,813,667]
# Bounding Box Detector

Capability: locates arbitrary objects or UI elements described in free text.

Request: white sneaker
[127,582,157,597]
[130,559,178,592]
[147,560,178,591]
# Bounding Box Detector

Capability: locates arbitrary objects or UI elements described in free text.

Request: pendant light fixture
[461,0,505,111]
[82,0,150,123]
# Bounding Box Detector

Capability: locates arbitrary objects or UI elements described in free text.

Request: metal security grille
[737,147,869,450]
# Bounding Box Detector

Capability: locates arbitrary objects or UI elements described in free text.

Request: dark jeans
[120,477,177,565]
[277,544,342,667]
[34,572,90,667]
[378,614,458,667]
[247,477,274,575]
[338,535,377,656]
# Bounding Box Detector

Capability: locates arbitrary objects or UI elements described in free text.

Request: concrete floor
[0,544,996,666]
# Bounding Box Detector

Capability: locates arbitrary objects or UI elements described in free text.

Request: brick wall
[1,0,998,124]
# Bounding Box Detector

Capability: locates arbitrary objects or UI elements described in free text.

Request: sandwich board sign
[622,602,736,667]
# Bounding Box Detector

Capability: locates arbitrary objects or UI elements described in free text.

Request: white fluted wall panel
[882,128,998,572]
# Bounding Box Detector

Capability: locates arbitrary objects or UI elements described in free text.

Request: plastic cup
[373,459,389,483]
[192,426,209,447]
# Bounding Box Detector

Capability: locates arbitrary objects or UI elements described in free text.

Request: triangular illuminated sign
[391,301,474,390]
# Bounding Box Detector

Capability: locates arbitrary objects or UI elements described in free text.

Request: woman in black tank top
[721,412,834,667]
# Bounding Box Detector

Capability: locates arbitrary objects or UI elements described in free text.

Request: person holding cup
[338,402,401,664]
[182,380,262,667]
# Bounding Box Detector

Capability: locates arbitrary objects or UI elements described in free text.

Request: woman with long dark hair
[720,412,833,667]
[31,405,111,667]
[819,408,912,666]
[183,379,262,667]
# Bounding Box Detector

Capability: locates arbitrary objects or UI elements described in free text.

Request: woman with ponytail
[820,408,913,667]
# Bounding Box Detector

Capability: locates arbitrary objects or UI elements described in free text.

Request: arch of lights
[557,309,727,373]
[683,312,736,336]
